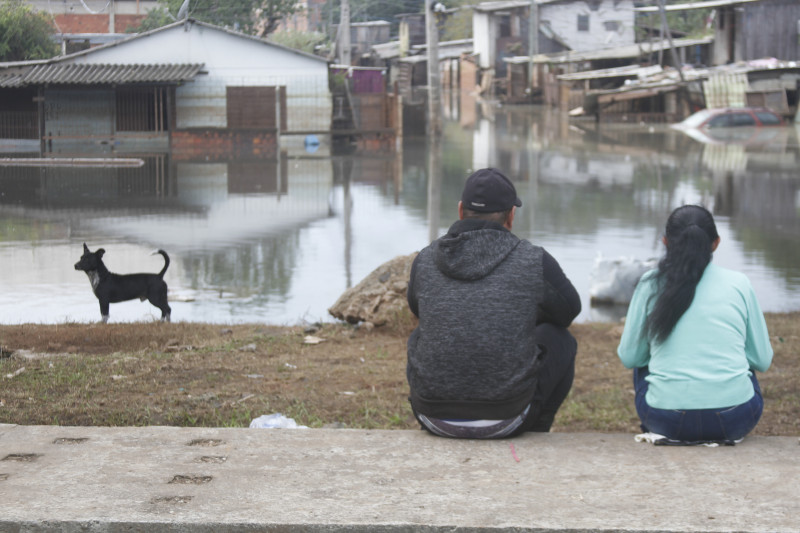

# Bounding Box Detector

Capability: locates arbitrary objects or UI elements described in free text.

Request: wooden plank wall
[740,0,800,61]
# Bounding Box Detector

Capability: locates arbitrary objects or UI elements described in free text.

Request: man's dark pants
[516,322,577,433]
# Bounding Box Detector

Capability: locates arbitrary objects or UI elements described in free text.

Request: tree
[256,0,300,37]
[267,30,327,54]
[636,0,712,40]
[321,0,424,37]
[0,0,59,61]
[440,0,472,42]
[134,0,298,36]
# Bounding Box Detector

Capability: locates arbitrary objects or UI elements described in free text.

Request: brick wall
[53,14,146,33]
[54,14,109,34]
[115,15,147,32]
[170,129,279,161]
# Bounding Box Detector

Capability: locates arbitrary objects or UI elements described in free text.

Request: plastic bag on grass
[249,413,308,429]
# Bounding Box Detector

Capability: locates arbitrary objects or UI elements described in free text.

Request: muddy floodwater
[1,105,799,324]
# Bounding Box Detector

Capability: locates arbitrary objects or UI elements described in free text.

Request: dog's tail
[153,250,170,278]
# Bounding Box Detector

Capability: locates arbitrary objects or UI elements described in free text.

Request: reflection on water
[1,105,799,324]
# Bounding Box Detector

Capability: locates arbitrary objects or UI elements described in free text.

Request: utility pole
[528,0,538,96]
[425,1,442,136]
[657,0,685,83]
[109,0,116,33]
[339,0,351,65]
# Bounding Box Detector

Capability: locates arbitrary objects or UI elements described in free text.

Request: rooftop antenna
[177,0,190,21]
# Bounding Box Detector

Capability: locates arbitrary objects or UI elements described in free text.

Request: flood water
[2,104,799,325]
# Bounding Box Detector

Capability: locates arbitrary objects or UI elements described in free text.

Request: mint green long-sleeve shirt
[617,263,773,410]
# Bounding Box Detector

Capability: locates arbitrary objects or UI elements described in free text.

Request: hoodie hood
[433,219,520,281]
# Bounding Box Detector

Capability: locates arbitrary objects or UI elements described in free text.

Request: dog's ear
[97,248,105,257]
[83,243,89,252]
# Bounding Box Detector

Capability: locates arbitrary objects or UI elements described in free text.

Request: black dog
[74,243,171,323]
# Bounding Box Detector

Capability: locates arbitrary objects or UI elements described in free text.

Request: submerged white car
[672,107,786,144]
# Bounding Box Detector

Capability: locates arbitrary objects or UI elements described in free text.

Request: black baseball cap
[461,168,522,213]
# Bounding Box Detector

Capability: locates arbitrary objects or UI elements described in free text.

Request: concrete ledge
[0,424,797,532]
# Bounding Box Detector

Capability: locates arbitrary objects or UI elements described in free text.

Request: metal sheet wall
[43,88,114,138]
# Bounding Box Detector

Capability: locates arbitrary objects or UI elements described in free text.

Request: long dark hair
[645,205,719,343]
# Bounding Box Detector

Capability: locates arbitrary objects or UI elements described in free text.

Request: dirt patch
[0,313,797,435]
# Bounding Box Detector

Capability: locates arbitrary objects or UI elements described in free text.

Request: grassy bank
[0,313,797,435]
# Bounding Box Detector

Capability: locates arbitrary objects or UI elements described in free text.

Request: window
[578,14,589,32]
[755,111,781,125]
[730,113,756,127]
[499,14,512,37]
[707,115,732,128]
[603,21,620,32]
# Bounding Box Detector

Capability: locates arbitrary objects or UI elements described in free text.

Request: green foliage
[258,0,301,36]
[134,0,299,36]
[441,3,472,42]
[665,7,713,38]
[348,0,424,23]
[268,29,327,54]
[0,0,59,61]
[640,1,713,39]
[322,0,424,37]
[130,5,174,33]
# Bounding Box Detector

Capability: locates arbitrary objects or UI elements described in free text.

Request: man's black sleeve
[538,250,581,327]
[407,254,420,318]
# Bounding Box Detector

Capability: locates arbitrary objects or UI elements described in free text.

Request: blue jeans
[633,367,763,442]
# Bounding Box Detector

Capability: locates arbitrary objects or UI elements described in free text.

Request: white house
[473,0,636,73]
[63,19,331,134]
[537,0,636,52]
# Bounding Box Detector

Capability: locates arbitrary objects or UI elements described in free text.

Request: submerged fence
[0,111,38,139]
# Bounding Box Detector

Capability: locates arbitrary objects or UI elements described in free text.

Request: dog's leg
[148,285,171,322]
[100,300,110,323]
[160,301,172,322]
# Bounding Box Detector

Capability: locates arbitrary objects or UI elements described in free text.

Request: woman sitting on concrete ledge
[617,205,773,443]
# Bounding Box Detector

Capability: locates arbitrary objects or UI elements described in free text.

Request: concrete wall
[539,0,635,52]
[473,12,494,70]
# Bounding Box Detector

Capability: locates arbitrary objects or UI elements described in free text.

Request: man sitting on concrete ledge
[406,167,581,438]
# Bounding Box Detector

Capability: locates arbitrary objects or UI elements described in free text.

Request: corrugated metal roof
[474,1,531,13]
[412,39,474,60]
[372,41,400,60]
[350,21,391,26]
[474,0,573,12]
[557,64,664,82]
[635,0,760,12]
[506,37,714,64]
[0,67,29,88]
[0,63,204,87]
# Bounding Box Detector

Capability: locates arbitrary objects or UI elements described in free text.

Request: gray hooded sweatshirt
[407,218,573,420]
